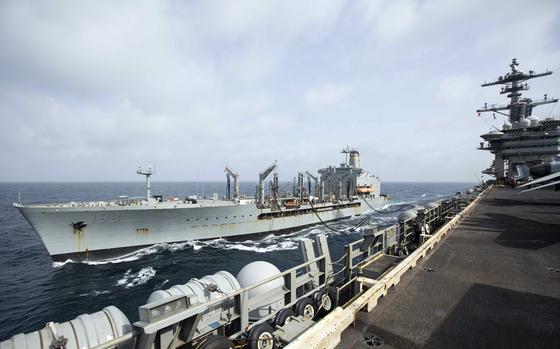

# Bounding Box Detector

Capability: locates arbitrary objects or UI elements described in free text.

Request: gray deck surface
[337,187,560,349]
[361,255,403,279]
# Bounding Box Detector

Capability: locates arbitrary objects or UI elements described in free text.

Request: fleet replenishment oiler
[14,147,387,262]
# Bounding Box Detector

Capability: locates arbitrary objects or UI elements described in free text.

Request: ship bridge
[318,147,380,200]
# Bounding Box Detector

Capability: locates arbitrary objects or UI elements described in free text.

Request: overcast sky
[1,0,559,182]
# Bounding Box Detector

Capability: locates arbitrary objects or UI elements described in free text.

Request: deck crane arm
[224,166,240,200]
[305,171,319,198]
[257,161,278,206]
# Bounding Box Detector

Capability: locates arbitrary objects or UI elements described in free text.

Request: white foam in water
[115,267,156,288]
[78,290,110,297]
[220,240,299,253]
[52,259,74,268]
[54,218,381,267]
[82,241,192,265]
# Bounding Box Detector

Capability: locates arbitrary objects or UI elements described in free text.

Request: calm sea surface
[0,181,474,340]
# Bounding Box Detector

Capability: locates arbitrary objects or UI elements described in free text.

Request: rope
[331,253,347,265]
[330,267,346,279]
[308,199,370,234]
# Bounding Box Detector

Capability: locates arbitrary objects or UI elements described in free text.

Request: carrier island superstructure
[477,58,559,183]
[14,147,387,262]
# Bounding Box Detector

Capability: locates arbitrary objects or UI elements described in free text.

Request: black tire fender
[274,308,294,327]
[293,297,316,320]
[315,288,336,316]
[248,323,276,349]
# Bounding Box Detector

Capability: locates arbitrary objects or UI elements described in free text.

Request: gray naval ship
[14,147,387,262]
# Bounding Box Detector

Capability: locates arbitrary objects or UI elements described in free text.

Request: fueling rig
[1,184,487,349]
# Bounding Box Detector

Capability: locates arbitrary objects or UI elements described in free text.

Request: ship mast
[477,58,557,124]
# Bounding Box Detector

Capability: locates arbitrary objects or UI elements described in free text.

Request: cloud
[0,0,559,182]
[304,83,352,109]
[437,74,477,103]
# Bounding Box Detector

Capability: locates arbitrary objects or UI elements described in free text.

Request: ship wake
[53,214,397,267]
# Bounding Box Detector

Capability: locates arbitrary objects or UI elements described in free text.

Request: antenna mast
[477,58,557,123]
[137,165,154,200]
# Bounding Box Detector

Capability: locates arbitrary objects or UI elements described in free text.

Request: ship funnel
[349,150,360,168]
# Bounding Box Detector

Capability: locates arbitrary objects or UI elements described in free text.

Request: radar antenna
[477,58,558,123]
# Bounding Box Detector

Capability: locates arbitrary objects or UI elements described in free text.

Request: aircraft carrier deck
[337,186,560,348]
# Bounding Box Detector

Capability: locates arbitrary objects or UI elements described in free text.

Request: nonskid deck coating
[337,187,560,349]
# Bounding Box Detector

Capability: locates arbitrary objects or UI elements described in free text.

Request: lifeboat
[283,199,299,209]
[356,186,373,194]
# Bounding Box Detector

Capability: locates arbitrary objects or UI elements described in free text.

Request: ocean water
[0,181,474,340]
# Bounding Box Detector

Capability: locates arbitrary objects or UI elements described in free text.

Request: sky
[0,0,559,182]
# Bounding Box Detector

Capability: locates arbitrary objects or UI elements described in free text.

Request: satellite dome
[503,121,512,130]
[527,115,539,126]
[519,118,531,128]
[237,261,285,318]
[237,261,283,298]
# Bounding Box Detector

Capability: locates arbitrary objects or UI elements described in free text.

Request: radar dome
[503,121,512,130]
[237,261,283,298]
[519,118,531,128]
[237,261,285,318]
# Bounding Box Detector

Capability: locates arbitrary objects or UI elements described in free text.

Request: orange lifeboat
[283,199,299,209]
[356,186,373,194]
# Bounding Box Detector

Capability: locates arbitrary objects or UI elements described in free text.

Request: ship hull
[17,197,387,262]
